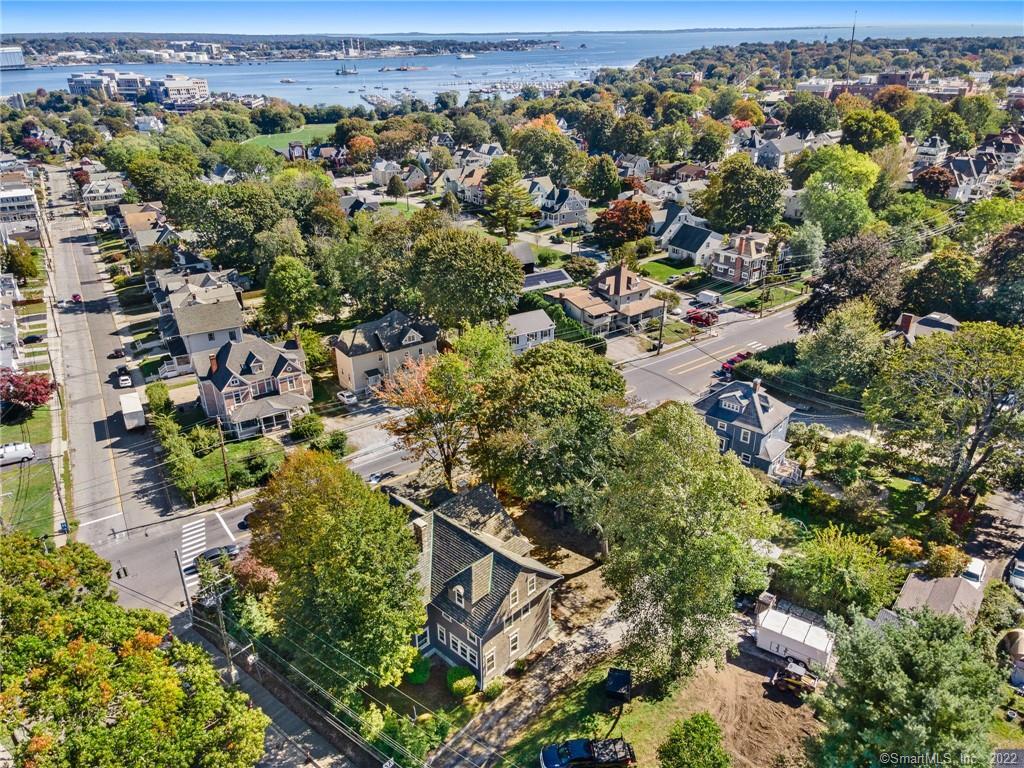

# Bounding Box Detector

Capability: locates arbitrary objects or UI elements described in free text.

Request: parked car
[669,306,685,318]
[336,390,358,405]
[685,308,719,327]
[56,299,69,309]
[238,512,254,530]
[20,334,45,345]
[720,351,753,374]
[0,442,35,466]
[116,365,132,389]
[550,234,565,244]
[540,739,636,768]
[108,347,126,359]
[70,294,83,303]
[1007,551,1024,596]
[193,544,241,570]
[962,557,986,588]
[368,470,396,486]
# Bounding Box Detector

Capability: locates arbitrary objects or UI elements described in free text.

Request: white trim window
[527,574,537,595]
[485,648,496,674]
[413,628,429,649]
[739,428,751,444]
[522,600,532,618]
[441,611,452,622]
[741,453,752,465]
[509,632,520,657]
[509,587,519,610]
[716,420,727,431]
[449,634,478,667]
[453,586,465,608]
[466,629,478,645]
[436,624,446,644]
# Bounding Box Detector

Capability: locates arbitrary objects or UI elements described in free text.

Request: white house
[538,187,589,227]
[504,310,555,355]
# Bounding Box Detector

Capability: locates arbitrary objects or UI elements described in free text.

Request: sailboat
[336,65,359,75]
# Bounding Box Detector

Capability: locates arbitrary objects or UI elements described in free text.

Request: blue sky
[2,1,1020,35]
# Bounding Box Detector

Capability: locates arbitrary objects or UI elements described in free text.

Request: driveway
[967,492,1024,587]
[431,606,625,768]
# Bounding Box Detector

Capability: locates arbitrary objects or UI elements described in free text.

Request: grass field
[0,406,53,446]
[244,123,336,150]
[1,463,54,537]
[640,258,699,284]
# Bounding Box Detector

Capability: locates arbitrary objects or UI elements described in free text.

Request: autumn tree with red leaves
[1,370,55,409]
[594,199,653,248]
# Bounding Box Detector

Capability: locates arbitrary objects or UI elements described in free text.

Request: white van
[0,442,35,466]
[961,557,986,588]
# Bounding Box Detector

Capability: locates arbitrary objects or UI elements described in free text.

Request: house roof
[546,286,615,315]
[590,263,651,299]
[334,310,438,358]
[506,241,535,266]
[693,379,793,435]
[194,334,307,392]
[540,187,585,213]
[895,573,984,626]
[765,135,806,155]
[522,268,573,292]
[667,222,721,252]
[338,195,380,216]
[398,487,561,637]
[505,309,555,337]
[173,293,242,338]
[228,390,311,421]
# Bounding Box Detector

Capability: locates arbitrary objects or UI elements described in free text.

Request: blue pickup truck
[540,739,636,768]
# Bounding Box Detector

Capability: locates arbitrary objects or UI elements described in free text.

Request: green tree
[958,197,1024,251]
[694,153,784,232]
[428,145,454,176]
[796,298,885,396]
[840,109,902,153]
[414,228,522,328]
[298,327,330,372]
[484,154,521,186]
[902,245,979,319]
[932,111,974,152]
[778,525,900,618]
[732,99,766,126]
[598,403,775,680]
[610,112,653,155]
[690,131,727,164]
[472,340,625,507]
[440,190,461,217]
[251,450,425,688]
[980,224,1024,326]
[803,178,875,242]
[252,216,306,278]
[485,174,537,243]
[657,712,731,768]
[584,153,621,202]
[811,612,1000,767]
[786,94,840,134]
[0,533,268,767]
[709,86,742,119]
[452,113,491,146]
[865,322,1024,504]
[788,221,826,270]
[954,94,1000,140]
[563,254,600,283]
[795,234,901,330]
[1,239,38,280]
[796,144,880,195]
[386,173,408,201]
[263,255,319,330]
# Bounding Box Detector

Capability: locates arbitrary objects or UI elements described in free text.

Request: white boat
[456,53,476,60]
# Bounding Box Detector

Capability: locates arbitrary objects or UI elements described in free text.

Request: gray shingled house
[693,379,799,481]
[394,486,562,689]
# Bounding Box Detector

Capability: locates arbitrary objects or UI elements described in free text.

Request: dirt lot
[676,655,821,767]
[507,652,821,768]
[509,502,616,633]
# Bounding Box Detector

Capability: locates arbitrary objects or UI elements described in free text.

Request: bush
[446,666,477,698]
[924,544,970,577]
[781,483,840,522]
[289,412,324,441]
[816,435,873,487]
[837,480,887,528]
[536,248,559,267]
[187,424,220,457]
[145,382,173,417]
[483,679,505,701]
[406,653,431,685]
[310,429,348,458]
[887,536,924,562]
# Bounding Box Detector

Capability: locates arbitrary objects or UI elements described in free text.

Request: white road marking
[180,518,207,591]
[215,512,236,542]
[77,511,123,526]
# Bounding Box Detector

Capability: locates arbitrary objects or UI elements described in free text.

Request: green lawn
[15,301,46,317]
[0,406,53,446]
[1,463,55,538]
[244,123,336,150]
[116,285,150,308]
[885,476,932,536]
[140,354,170,378]
[654,319,698,345]
[640,259,699,284]
[127,320,159,346]
[379,200,418,218]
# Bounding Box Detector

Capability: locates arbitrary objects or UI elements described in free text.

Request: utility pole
[656,298,667,355]
[49,456,69,535]
[214,580,236,684]
[173,549,194,627]
[844,11,858,83]
[216,416,234,503]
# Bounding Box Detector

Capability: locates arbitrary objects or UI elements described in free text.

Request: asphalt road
[622,305,801,406]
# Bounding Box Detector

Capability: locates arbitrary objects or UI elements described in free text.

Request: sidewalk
[432,605,626,768]
[175,618,349,768]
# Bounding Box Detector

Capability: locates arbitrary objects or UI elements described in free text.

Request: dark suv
[540,739,636,768]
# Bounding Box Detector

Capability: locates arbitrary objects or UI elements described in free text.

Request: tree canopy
[0,533,268,768]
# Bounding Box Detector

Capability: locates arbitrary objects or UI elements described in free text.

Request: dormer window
[402,329,422,346]
[721,399,742,413]
[251,360,263,373]
[453,585,464,608]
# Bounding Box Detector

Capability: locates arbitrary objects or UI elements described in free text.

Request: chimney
[411,517,427,552]
[752,378,762,392]
[208,353,218,375]
[898,312,916,335]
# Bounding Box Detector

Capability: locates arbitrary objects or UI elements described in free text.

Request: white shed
[755,592,835,670]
